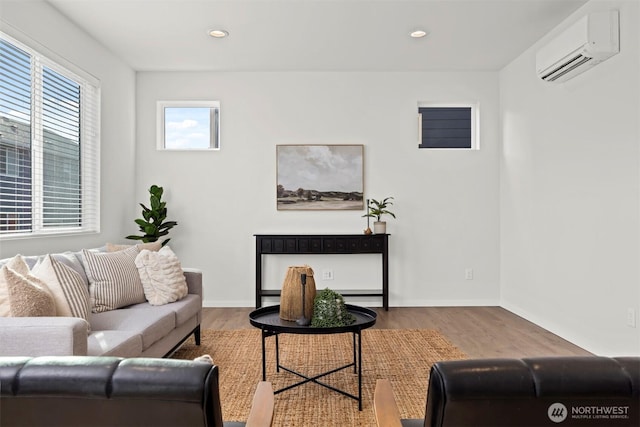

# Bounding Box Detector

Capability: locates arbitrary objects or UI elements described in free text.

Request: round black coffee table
[249,304,377,410]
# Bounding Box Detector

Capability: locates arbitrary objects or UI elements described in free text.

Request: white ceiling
[46,0,588,72]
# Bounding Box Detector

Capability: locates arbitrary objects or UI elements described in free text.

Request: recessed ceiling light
[410,30,428,38]
[208,29,229,38]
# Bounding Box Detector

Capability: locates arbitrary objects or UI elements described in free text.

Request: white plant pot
[373,221,386,234]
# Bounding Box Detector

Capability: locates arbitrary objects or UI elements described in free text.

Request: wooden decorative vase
[279,265,316,321]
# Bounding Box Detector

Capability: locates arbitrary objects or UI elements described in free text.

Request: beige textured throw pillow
[135,246,188,306]
[82,246,145,313]
[4,253,31,276]
[32,254,91,329]
[0,255,56,317]
[0,255,32,316]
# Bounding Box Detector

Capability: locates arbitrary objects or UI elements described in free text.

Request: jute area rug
[172,329,466,427]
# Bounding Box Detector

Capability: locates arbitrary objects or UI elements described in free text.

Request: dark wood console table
[254,234,389,311]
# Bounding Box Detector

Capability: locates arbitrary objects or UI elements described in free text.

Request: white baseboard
[203,298,500,308]
[500,301,599,355]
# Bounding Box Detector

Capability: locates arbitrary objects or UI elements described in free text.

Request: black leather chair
[0,356,273,427]
[374,356,640,427]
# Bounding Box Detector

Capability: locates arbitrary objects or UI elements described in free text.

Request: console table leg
[255,249,262,308]
[382,249,389,311]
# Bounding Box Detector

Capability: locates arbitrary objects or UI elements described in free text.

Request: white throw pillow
[135,246,188,306]
[0,255,56,317]
[32,254,90,329]
[81,246,145,313]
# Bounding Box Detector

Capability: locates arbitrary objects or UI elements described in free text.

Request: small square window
[418,104,478,149]
[157,101,220,150]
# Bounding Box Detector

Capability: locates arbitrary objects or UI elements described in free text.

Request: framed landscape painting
[277,145,364,210]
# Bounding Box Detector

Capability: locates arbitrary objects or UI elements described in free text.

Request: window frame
[0,30,101,240]
[157,100,220,151]
[0,146,19,177]
[417,102,480,150]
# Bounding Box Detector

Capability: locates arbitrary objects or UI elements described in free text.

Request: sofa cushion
[128,294,201,326]
[81,247,146,313]
[87,330,143,357]
[135,246,188,306]
[89,307,175,351]
[32,255,90,329]
[0,256,56,317]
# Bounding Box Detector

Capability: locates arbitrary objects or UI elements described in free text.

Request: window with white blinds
[0,32,100,237]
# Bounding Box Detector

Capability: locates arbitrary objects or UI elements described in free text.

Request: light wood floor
[202,306,592,359]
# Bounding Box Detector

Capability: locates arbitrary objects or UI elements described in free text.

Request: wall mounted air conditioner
[536,10,619,83]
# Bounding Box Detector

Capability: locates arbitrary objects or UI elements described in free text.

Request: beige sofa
[0,248,202,357]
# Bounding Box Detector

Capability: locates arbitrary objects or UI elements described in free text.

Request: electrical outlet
[465,268,473,280]
[322,269,334,280]
[627,308,636,328]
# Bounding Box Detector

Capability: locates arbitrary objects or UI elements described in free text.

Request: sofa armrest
[0,317,88,356]
[183,268,203,298]
[373,379,403,427]
[246,381,274,427]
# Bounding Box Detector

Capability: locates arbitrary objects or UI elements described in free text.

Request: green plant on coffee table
[311,288,356,328]
[125,184,177,247]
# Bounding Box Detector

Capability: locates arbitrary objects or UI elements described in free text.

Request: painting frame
[276,144,364,211]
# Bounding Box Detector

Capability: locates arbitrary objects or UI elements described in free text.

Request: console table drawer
[321,236,385,253]
[361,236,384,252]
[260,238,297,253]
[298,238,322,253]
[326,238,350,252]
[260,237,326,253]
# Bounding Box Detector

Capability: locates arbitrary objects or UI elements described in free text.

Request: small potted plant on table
[363,197,396,234]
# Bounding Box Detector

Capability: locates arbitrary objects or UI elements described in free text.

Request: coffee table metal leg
[275,333,280,372]
[352,332,357,373]
[358,330,362,410]
[261,328,267,381]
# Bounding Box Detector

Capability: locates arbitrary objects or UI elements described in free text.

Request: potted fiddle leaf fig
[363,197,396,234]
[126,185,177,246]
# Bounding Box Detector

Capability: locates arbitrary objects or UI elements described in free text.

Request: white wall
[3,0,636,357]
[135,71,501,307]
[500,0,640,355]
[0,1,137,258]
